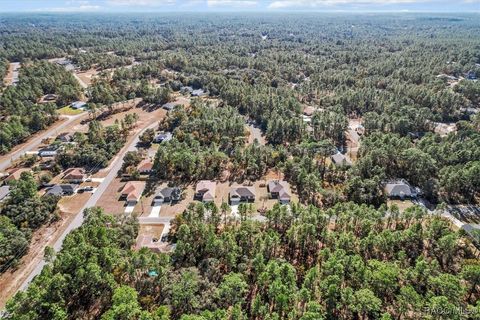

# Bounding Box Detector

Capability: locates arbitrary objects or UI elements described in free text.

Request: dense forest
[4,204,480,319]
[1,12,480,319]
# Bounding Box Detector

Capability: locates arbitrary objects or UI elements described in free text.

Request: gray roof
[45,184,77,196]
[0,186,10,201]
[157,187,181,199]
[331,153,352,166]
[384,181,413,197]
[230,186,255,198]
[162,102,179,110]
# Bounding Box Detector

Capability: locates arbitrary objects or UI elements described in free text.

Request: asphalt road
[0,114,86,172]
[18,122,159,292]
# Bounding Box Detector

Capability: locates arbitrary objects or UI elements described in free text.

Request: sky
[0,0,479,13]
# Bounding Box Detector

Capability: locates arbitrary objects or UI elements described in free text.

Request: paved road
[18,122,159,291]
[0,114,86,172]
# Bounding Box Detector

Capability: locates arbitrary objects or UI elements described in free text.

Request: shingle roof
[384,181,413,197]
[230,186,255,198]
[196,180,216,201]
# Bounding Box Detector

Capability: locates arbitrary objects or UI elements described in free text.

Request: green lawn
[58,106,84,115]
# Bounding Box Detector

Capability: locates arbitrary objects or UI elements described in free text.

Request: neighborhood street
[0,113,87,172]
[18,121,160,291]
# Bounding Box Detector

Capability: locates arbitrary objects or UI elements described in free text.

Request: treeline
[0,61,82,154]
[5,203,480,319]
[0,172,59,272]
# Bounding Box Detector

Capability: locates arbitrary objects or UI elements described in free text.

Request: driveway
[149,204,161,218]
[18,121,161,292]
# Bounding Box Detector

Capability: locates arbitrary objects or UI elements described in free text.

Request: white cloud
[207,0,258,7]
[269,0,429,9]
[107,0,176,5]
[35,5,101,12]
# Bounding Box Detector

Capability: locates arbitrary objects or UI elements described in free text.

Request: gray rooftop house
[384,180,417,199]
[153,132,173,143]
[45,184,78,197]
[153,187,181,204]
[71,101,87,110]
[267,180,291,204]
[162,102,179,111]
[229,186,256,205]
[38,146,59,158]
[331,152,352,167]
[0,185,10,202]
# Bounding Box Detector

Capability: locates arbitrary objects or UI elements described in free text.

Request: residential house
[40,93,58,103]
[153,132,172,143]
[466,71,477,80]
[120,181,145,205]
[38,146,59,158]
[62,168,86,183]
[45,184,78,196]
[56,132,74,143]
[331,153,352,167]
[137,158,154,175]
[303,106,316,117]
[194,180,216,202]
[4,168,31,183]
[71,101,87,110]
[267,180,291,204]
[229,186,256,205]
[153,187,181,204]
[384,180,418,199]
[162,102,179,111]
[0,185,10,202]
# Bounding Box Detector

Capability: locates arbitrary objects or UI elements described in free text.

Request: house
[466,71,477,80]
[120,181,145,205]
[38,146,59,158]
[0,185,10,202]
[192,89,206,97]
[384,180,418,199]
[229,186,256,204]
[162,102,179,111]
[153,187,181,204]
[56,132,74,143]
[4,168,31,183]
[194,180,216,202]
[41,93,58,103]
[137,158,154,175]
[303,106,316,117]
[153,132,172,143]
[267,180,291,204]
[331,153,352,167]
[45,184,78,196]
[62,168,86,183]
[71,101,87,110]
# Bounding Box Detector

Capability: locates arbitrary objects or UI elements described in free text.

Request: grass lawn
[58,106,84,115]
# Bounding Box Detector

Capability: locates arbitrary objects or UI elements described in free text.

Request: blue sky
[1,0,479,12]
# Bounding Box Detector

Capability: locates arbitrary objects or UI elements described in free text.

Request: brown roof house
[267,180,291,204]
[229,186,255,205]
[137,158,154,175]
[4,168,31,183]
[63,168,86,184]
[120,181,145,205]
[194,180,216,202]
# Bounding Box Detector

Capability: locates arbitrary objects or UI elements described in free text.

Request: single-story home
[45,184,78,197]
[153,132,172,143]
[38,146,59,158]
[162,102,179,111]
[71,101,87,110]
[4,168,31,183]
[120,181,145,205]
[41,93,58,103]
[0,185,10,202]
[194,180,216,202]
[384,180,417,199]
[303,106,316,117]
[62,168,86,183]
[137,158,154,175]
[331,153,352,167]
[229,186,256,204]
[267,180,291,204]
[56,132,74,143]
[153,187,181,204]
